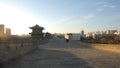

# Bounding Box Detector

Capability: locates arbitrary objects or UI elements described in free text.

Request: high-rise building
[0,24,5,38]
[5,28,11,38]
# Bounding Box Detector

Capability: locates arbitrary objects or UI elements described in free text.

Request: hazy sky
[0,0,120,34]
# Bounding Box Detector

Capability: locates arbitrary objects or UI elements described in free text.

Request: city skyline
[0,24,11,38]
[0,0,120,34]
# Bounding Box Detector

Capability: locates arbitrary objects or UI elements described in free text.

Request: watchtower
[29,24,44,45]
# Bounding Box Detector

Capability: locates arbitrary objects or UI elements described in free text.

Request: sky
[0,0,120,35]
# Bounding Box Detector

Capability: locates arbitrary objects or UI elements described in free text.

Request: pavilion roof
[30,24,44,30]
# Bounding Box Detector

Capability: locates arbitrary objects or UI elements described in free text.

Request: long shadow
[1,48,94,68]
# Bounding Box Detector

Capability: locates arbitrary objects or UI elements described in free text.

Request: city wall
[0,42,37,63]
[0,24,51,63]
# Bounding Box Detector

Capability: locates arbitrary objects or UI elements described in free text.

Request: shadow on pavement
[2,48,94,68]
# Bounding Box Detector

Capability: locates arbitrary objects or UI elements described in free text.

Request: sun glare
[0,3,52,35]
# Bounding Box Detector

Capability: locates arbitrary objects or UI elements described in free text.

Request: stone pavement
[2,38,120,68]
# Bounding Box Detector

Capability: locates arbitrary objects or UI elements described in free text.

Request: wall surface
[91,44,120,54]
[0,43,37,63]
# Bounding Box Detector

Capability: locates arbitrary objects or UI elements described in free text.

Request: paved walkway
[2,38,120,68]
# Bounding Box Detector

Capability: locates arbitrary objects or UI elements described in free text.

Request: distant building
[92,33,96,39]
[0,24,5,38]
[69,33,81,40]
[85,30,118,39]
[5,28,11,38]
[81,30,84,35]
[86,32,93,38]
[106,30,117,35]
[0,24,11,38]
[64,30,86,41]
[114,31,120,35]
[80,30,85,40]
